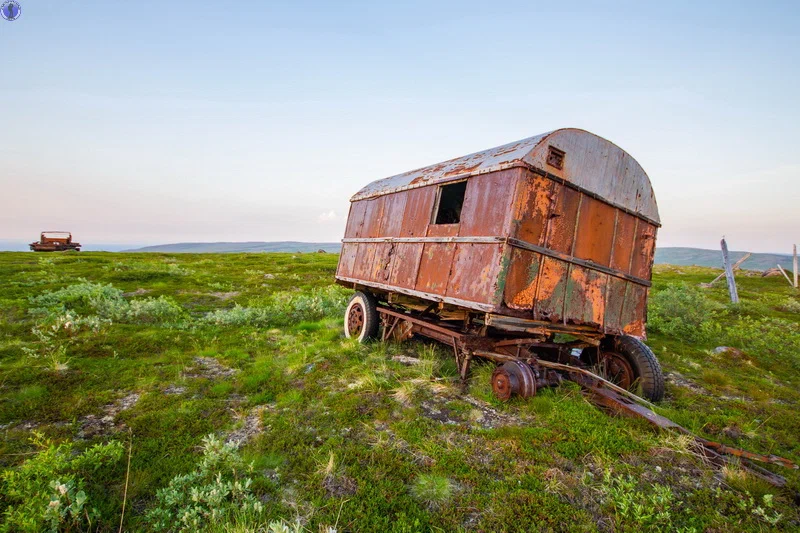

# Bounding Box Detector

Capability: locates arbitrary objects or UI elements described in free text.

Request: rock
[713,346,746,358]
[186,357,238,380]
[391,355,423,365]
[225,405,269,448]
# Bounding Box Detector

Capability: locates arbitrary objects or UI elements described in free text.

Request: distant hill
[655,247,793,271]
[123,241,342,253]
[121,243,794,270]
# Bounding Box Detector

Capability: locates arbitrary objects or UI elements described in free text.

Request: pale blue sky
[1,1,798,252]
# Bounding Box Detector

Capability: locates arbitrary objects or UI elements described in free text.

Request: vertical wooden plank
[794,244,798,289]
[721,238,739,304]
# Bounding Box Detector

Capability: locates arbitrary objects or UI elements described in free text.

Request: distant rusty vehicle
[29,231,81,252]
[336,128,665,402]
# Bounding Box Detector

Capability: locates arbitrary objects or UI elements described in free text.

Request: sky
[1,1,798,253]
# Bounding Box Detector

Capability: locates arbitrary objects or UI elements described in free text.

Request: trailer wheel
[581,336,665,402]
[344,291,379,342]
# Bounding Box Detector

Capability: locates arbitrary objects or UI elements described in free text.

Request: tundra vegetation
[0,252,798,532]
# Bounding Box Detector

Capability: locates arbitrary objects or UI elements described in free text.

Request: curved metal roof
[351,128,660,225]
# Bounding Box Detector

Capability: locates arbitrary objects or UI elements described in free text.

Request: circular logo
[1,1,21,21]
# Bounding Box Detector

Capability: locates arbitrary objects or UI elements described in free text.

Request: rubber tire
[344,291,379,342]
[582,335,665,402]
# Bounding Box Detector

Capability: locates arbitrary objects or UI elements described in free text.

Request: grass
[0,253,798,531]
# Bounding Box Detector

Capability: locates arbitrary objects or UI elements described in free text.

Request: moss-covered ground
[0,253,798,532]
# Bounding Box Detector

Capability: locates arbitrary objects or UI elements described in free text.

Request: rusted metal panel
[343,202,368,238]
[400,186,435,237]
[362,196,386,238]
[564,266,607,327]
[503,247,543,311]
[603,276,628,332]
[458,170,518,237]
[378,192,407,237]
[351,129,660,225]
[533,257,569,323]
[544,185,581,255]
[337,243,359,279]
[427,223,459,237]
[620,284,647,337]
[370,242,396,283]
[352,243,378,281]
[446,243,505,304]
[610,211,636,273]
[630,222,657,281]
[416,242,456,294]
[513,173,554,246]
[389,242,424,289]
[573,196,615,267]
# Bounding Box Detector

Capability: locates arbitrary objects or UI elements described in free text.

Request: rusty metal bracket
[548,363,798,487]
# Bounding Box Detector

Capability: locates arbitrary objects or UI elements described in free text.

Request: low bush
[29,282,187,326]
[410,474,453,508]
[203,286,348,328]
[145,434,263,532]
[719,316,800,371]
[0,433,123,533]
[648,284,721,342]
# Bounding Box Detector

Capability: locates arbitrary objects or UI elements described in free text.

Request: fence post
[794,244,798,289]
[721,238,739,304]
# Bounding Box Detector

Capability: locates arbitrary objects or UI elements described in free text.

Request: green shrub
[29,281,126,317]
[145,434,263,532]
[203,286,348,328]
[648,284,720,342]
[720,316,800,371]
[777,297,800,314]
[597,470,693,533]
[410,474,453,508]
[0,433,123,533]
[30,282,187,326]
[106,261,191,281]
[126,296,187,325]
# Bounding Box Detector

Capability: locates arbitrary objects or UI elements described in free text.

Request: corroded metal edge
[340,236,652,287]
[335,275,497,312]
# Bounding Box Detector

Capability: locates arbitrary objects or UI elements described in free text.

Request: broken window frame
[431,180,468,225]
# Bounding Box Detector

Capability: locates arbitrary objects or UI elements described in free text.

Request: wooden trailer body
[335,128,659,338]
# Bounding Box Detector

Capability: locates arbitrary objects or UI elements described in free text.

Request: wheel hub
[600,351,635,390]
[491,361,537,400]
[347,303,365,336]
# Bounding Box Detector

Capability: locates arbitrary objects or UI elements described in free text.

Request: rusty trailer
[29,231,81,252]
[336,128,664,400]
[334,129,799,486]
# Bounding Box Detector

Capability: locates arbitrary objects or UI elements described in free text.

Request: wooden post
[778,264,794,287]
[794,244,798,289]
[721,238,739,303]
[706,252,751,286]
